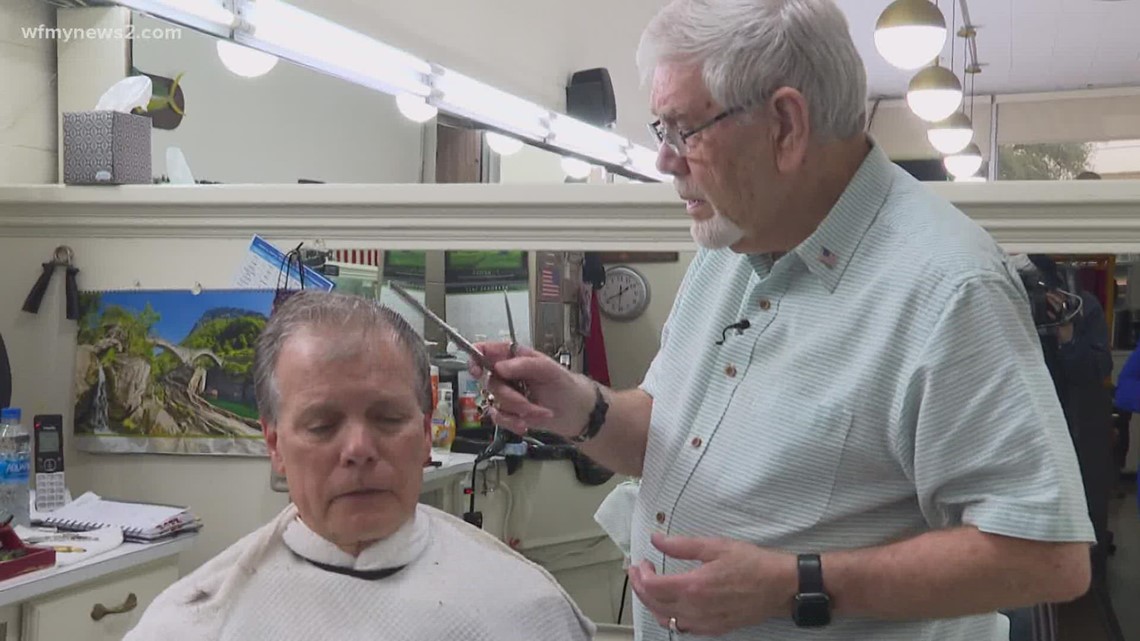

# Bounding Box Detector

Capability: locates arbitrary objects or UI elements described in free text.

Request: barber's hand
[470,342,594,437]
[628,532,797,636]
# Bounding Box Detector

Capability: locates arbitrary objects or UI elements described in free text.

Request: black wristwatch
[792,554,831,627]
[570,383,608,444]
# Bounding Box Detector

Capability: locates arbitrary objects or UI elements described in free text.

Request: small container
[0,524,55,581]
[431,385,456,449]
[430,365,440,411]
[459,393,481,429]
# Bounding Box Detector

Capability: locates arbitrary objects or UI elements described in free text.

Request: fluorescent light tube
[114,0,235,37]
[237,0,431,97]
[626,145,671,183]
[546,114,630,166]
[431,67,550,141]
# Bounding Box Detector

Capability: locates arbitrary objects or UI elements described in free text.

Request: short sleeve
[897,272,1095,543]
[639,250,706,399]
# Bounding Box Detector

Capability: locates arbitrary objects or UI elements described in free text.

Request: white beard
[690,208,745,249]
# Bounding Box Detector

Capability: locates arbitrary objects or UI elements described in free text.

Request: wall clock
[598,265,651,320]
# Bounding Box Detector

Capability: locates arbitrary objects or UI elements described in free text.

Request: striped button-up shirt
[632,145,1095,641]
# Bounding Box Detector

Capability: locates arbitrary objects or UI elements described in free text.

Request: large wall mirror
[129,12,426,184]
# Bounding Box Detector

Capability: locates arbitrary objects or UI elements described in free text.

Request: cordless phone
[33,414,66,512]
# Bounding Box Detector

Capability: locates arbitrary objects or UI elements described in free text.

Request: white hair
[636,0,868,140]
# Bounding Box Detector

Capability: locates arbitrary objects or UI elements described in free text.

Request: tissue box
[62,111,152,185]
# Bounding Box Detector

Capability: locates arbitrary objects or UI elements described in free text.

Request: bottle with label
[0,407,31,527]
[431,386,456,449]
[430,365,440,412]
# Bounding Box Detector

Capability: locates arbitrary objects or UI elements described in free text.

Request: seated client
[126,290,595,641]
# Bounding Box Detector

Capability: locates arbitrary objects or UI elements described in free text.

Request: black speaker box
[566,68,617,128]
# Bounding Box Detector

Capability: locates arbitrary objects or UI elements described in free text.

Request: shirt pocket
[706,402,854,543]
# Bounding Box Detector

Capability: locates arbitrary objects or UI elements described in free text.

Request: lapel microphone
[715,319,751,345]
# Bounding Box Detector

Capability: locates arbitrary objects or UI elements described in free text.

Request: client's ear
[262,419,286,476]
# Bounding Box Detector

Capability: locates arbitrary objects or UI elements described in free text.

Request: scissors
[387,282,526,397]
[503,291,520,356]
[387,281,492,371]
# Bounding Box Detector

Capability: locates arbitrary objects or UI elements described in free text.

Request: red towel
[585,289,611,386]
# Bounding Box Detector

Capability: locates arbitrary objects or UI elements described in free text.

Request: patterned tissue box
[62,111,152,185]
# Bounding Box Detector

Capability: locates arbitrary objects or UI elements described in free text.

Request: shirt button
[691,436,703,448]
[655,511,667,524]
[759,299,771,311]
[725,364,737,378]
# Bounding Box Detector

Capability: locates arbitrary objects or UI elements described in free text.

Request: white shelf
[0,534,196,609]
[1,181,1140,251]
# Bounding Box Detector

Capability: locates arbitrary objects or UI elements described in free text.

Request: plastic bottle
[0,408,31,527]
[431,385,456,449]
[430,365,440,412]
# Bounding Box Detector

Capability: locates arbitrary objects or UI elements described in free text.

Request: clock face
[599,266,650,320]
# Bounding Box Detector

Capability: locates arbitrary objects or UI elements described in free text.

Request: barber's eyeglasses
[648,106,745,157]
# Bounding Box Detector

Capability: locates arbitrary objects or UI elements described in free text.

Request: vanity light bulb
[486,132,524,156]
[216,40,278,78]
[396,93,438,123]
[561,157,592,180]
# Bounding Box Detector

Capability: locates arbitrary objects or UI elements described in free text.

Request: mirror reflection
[130,12,425,184]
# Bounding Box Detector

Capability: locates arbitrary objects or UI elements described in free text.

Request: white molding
[993,85,1140,105]
[4,182,1140,252]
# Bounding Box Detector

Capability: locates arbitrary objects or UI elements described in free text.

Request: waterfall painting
[73,289,275,456]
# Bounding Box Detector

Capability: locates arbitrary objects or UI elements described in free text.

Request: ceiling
[840,0,1140,99]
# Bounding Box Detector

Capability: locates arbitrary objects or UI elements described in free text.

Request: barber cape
[125,503,596,641]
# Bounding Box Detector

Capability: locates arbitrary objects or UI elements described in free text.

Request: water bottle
[0,407,31,527]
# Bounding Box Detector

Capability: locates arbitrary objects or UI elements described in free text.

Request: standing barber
[474,1,1093,639]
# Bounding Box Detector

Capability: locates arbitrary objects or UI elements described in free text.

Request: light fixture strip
[235,0,431,97]
[108,0,668,181]
[114,0,235,37]
[627,145,670,182]
[546,114,631,165]
[430,67,551,142]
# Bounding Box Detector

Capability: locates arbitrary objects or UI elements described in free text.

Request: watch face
[793,593,831,627]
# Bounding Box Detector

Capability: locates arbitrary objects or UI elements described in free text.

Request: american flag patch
[819,247,838,268]
[540,266,562,300]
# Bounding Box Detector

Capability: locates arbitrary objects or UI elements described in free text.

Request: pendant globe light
[944,142,983,178]
[907,64,962,122]
[927,112,973,154]
[875,0,948,70]
[926,5,972,154]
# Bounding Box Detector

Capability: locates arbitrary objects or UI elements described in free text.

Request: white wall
[0,0,57,184]
[131,14,423,184]
[601,254,694,390]
[564,2,661,145]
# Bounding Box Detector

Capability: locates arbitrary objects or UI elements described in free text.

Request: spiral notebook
[32,492,200,542]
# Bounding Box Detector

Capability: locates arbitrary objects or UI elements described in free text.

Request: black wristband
[571,383,608,444]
